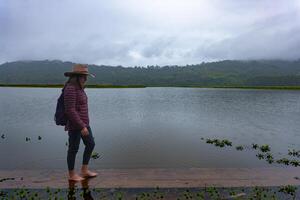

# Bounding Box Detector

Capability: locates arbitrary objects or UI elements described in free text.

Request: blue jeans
[67,126,95,171]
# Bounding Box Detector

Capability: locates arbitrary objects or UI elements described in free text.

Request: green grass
[192,85,300,90]
[1,84,300,89]
[0,185,298,199]
[140,85,300,90]
[0,84,146,88]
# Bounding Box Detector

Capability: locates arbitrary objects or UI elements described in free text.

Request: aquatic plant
[202,137,300,168]
[91,151,100,159]
[0,190,7,198]
[206,139,214,144]
[265,153,274,164]
[259,144,270,152]
[265,153,273,159]
[205,138,232,148]
[1,185,299,199]
[279,185,297,196]
[256,153,264,160]
[288,149,300,157]
[214,140,225,147]
[235,146,244,151]
[290,160,300,167]
[276,158,290,165]
[252,143,258,149]
[223,139,232,146]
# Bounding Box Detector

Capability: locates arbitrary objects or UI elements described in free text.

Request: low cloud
[0,0,300,66]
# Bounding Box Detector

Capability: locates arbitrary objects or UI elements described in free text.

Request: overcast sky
[1,0,300,66]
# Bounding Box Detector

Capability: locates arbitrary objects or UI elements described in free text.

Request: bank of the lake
[0,84,146,88]
[1,84,300,90]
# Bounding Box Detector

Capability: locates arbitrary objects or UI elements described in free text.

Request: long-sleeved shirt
[64,83,89,131]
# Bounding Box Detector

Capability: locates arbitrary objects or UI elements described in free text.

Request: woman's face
[79,75,87,85]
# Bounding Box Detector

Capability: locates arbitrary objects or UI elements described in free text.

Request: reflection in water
[68,178,94,200]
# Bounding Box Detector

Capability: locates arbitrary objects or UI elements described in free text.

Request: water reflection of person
[68,178,94,200]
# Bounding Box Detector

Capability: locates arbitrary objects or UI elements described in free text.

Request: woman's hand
[81,127,89,136]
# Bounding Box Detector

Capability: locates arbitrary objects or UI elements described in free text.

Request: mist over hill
[1,59,300,86]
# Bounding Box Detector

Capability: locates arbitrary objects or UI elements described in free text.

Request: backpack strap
[62,84,67,92]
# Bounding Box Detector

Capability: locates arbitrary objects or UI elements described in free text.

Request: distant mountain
[1,59,300,86]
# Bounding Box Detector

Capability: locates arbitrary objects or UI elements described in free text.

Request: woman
[63,64,98,181]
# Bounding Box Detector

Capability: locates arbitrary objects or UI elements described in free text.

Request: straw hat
[64,64,95,78]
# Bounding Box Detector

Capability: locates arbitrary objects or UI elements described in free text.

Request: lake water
[1,87,300,170]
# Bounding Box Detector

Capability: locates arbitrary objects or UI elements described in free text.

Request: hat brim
[64,72,95,78]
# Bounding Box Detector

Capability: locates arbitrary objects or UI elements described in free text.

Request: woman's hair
[64,75,85,89]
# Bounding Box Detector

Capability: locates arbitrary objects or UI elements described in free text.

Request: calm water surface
[0,87,300,170]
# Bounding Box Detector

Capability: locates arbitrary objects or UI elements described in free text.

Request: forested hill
[1,59,300,86]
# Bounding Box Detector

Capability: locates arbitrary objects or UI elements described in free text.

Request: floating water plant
[290,160,300,167]
[206,139,214,144]
[1,185,300,199]
[278,185,297,196]
[266,158,274,164]
[276,158,290,165]
[223,139,232,146]
[288,149,300,157]
[252,143,258,149]
[215,140,225,147]
[205,138,232,148]
[91,152,100,159]
[259,144,270,152]
[235,146,244,151]
[256,153,264,160]
[202,137,300,168]
[265,153,274,164]
[265,153,273,159]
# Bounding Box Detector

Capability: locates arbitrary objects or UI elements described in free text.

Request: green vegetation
[202,137,300,167]
[288,149,300,157]
[252,143,259,149]
[0,84,146,88]
[260,144,271,152]
[205,138,232,147]
[1,59,300,88]
[3,83,300,90]
[91,151,100,159]
[279,185,298,196]
[0,185,298,199]
[189,85,300,90]
[236,145,244,151]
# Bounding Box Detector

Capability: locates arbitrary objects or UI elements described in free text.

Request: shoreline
[0,84,146,88]
[1,167,300,189]
[1,84,300,90]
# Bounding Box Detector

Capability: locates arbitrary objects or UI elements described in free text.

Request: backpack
[54,85,68,126]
